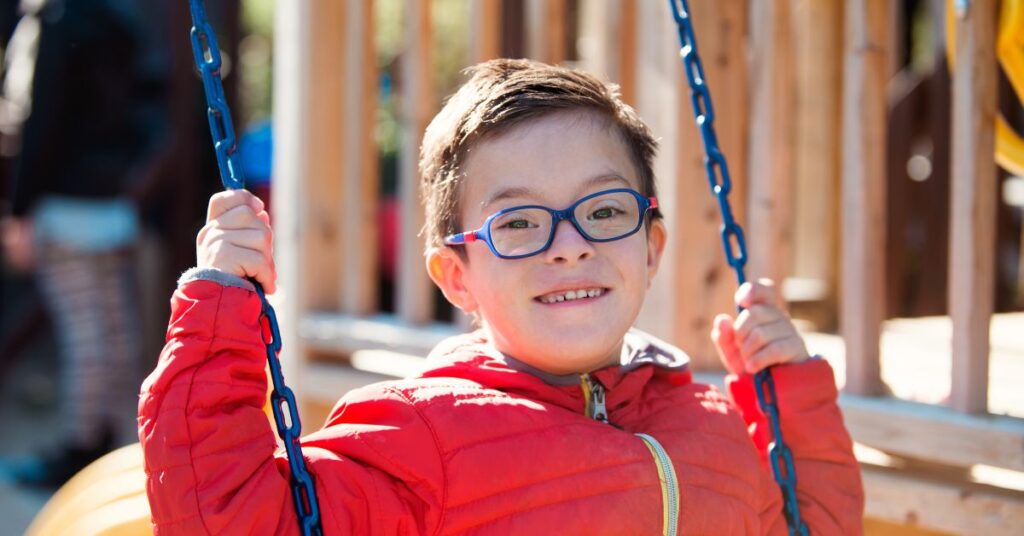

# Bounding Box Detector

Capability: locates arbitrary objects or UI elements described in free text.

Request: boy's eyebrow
[481,175,632,210]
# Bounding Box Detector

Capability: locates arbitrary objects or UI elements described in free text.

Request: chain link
[666,1,807,534]
[189,2,322,534]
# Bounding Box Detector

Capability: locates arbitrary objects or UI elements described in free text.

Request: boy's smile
[427,110,666,375]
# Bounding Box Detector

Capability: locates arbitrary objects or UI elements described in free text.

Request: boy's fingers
[233,246,276,294]
[732,305,783,341]
[209,204,264,230]
[738,319,792,362]
[201,227,273,253]
[734,278,782,310]
[710,313,744,376]
[745,336,809,374]
[207,190,263,222]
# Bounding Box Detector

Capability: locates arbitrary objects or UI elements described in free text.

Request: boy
[139,59,863,534]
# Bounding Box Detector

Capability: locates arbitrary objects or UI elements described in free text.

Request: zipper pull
[585,374,610,424]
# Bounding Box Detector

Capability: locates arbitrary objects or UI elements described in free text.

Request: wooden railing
[270,1,1024,533]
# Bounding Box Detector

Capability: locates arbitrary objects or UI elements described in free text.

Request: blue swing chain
[188,2,323,535]
[667,1,808,534]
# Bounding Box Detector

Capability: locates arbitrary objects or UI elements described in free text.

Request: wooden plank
[526,0,568,64]
[746,0,794,285]
[397,0,434,325]
[840,0,888,396]
[672,0,749,371]
[341,0,378,316]
[300,312,460,357]
[271,0,316,399]
[862,463,1024,535]
[301,0,346,312]
[618,0,637,106]
[632,0,679,345]
[790,0,842,330]
[469,0,502,63]
[841,394,1024,472]
[948,0,997,414]
[575,0,635,105]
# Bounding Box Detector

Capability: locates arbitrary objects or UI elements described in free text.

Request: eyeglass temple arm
[445,231,479,245]
[648,197,659,209]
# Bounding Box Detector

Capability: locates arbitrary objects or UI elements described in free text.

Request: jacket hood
[418,328,692,415]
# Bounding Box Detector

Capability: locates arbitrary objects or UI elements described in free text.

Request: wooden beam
[862,463,1024,534]
[672,0,749,371]
[841,393,1024,472]
[469,0,502,63]
[341,0,378,316]
[618,0,637,106]
[746,0,795,285]
[271,0,318,400]
[526,0,569,64]
[840,0,888,396]
[790,0,842,330]
[301,0,346,312]
[300,312,460,358]
[948,0,997,414]
[397,0,434,325]
[575,0,635,106]
[632,0,679,345]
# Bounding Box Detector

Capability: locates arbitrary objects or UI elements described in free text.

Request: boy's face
[427,111,666,375]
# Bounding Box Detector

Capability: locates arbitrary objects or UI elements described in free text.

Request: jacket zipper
[636,433,680,536]
[580,374,679,536]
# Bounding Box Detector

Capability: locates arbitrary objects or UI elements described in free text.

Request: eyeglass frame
[443,187,659,260]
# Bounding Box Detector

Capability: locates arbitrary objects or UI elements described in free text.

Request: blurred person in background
[0,0,167,487]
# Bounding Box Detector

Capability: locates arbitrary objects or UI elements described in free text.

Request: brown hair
[419,58,661,252]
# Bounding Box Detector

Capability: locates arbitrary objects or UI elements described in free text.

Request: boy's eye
[589,207,622,220]
[492,209,543,232]
[502,218,536,229]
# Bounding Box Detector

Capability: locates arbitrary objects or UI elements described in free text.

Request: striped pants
[35,241,140,447]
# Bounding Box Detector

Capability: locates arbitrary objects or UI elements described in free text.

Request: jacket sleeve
[138,278,445,535]
[727,359,865,535]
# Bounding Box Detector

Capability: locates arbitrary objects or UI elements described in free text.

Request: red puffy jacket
[139,278,863,535]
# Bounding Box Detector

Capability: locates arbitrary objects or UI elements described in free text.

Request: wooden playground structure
[25,0,1024,534]
[270,0,1024,533]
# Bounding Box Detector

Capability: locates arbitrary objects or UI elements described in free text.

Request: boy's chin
[511,330,624,374]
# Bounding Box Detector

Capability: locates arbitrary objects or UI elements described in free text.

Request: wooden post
[298,0,346,314]
[397,0,434,325]
[949,0,997,414]
[576,0,636,105]
[470,0,502,63]
[618,0,637,106]
[791,0,843,329]
[672,0,749,370]
[526,0,569,64]
[341,1,378,316]
[746,0,795,286]
[840,0,888,396]
[633,0,679,344]
[272,0,316,405]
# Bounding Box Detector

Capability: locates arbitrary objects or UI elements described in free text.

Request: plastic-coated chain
[666,1,808,534]
[188,2,322,534]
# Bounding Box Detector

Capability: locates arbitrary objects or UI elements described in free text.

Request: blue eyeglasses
[444,188,659,259]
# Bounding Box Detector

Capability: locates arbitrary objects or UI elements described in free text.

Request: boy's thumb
[711,313,744,375]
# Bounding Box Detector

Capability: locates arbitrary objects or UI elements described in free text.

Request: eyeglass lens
[488,190,643,257]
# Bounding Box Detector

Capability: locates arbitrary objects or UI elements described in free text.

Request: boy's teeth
[540,288,604,303]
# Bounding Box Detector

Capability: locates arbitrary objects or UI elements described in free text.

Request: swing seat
[25,442,151,536]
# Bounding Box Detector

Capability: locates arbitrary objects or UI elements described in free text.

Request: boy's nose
[542,220,595,264]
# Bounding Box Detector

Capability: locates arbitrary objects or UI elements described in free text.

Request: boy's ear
[645,219,667,287]
[425,246,478,313]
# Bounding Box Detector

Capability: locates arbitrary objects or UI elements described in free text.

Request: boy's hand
[710,279,810,375]
[196,190,276,294]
